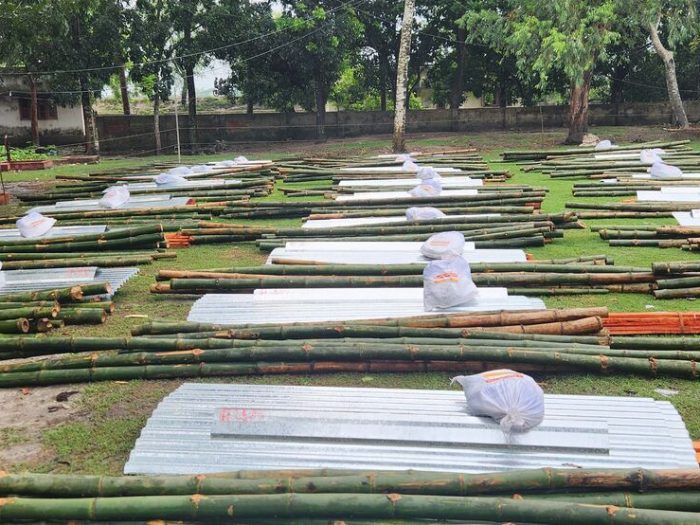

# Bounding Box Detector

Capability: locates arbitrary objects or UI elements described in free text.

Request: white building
[0,75,84,145]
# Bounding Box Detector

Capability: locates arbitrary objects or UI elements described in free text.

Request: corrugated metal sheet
[302,214,499,229]
[632,173,700,179]
[336,189,479,202]
[267,242,527,265]
[115,179,243,193]
[124,383,698,475]
[673,211,700,226]
[0,267,139,296]
[0,225,106,240]
[637,191,700,202]
[338,177,483,188]
[339,166,462,173]
[29,196,191,214]
[187,288,545,324]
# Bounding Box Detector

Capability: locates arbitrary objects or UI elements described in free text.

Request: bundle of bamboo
[604,312,700,335]
[2,308,700,385]
[1,468,700,523]
[0,283,113,334]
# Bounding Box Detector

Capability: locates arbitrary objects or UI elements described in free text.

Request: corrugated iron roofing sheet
[0,267,139,296]
[124,383,698,475]
[187,288,544,324]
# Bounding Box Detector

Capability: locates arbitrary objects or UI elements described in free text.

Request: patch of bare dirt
[0,384,86,469]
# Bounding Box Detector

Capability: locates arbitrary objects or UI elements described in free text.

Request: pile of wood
[0,468,699,523]
[3,308,700,385]
[0,283,113,334]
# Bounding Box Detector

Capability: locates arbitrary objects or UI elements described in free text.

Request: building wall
[94,100,700,153]
[0,75,85,146]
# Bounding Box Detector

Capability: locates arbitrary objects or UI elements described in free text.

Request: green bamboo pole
[55,308,107,325]
[0,318,30,333]
[1,468,700,498]
[0,256,153,270]
[0,492,698,523]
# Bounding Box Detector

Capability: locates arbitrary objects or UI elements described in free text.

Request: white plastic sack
[423,256,478,311]
[155,173,188,186]
[218,160,237,168]
[650,161,683,179]
[594,139,613,150]
[168,166,193,175]
[99,186,130,209]
[691,209,700,218]
[402,160,420,172]
[409,179,442,198]
[640,148,665,165]
[406,206,446,221]
[417,167,440,181]
[451,369,545,433]
[235,155,249,163]
[16,211,56,238]
[191,165,213,173]
[421,231,465,259]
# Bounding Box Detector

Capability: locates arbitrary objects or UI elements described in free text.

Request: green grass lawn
[3,126,700,475]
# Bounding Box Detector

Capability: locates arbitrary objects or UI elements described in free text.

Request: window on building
[18,97,58,120]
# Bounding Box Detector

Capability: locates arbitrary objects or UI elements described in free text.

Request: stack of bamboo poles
[573,180,700,198]
[0,204,228,227]
[652,261,700,299]
[501,140,690,162]
[566,201,700,219]
[274,150,510,183]
[6,307,700,385]
[501,140,694,180]
[223,190,546,220]
[16,177,275,206]
[150,260,661,296]
[596,225,700,252]
[0,250,174,270]
[0,224,167,255]
[1,468,700,523]
[0,282,113,334]
[74,163,276,182]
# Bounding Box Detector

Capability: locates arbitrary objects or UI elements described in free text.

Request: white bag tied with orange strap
[16,211,56,238]
[99,186,130,209]
[423,256,477,310]
[421,231,465,259]
[451,369,545,433]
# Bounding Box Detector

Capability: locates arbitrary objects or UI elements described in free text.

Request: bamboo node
[649,357,658,375]
[302,343,313,354]
[511,493,523,500]
[599,355,609,370]
[227,504,234,517]
[385,493,401,505]
[190,494,205,509]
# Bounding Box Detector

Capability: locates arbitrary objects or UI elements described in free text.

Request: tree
[0,1,67,146]
[205,0,276,115]
[126,0,175,154]
[393,0,416,152]
[618,0,698,128]
[274,1,363,141]
[170,0,213,153]
[463,1,619,144]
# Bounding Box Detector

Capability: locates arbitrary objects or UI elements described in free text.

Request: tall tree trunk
[79,76,99,155]
[184,62,198,153]
[153,93,161,155]
[28,75,40,146]
[180,82,187,108]
[449,25,467,129]
[392,0,416,153]
[648,17,689,128]
[247,99,254,115]
[315,72,327,142]
[565,69,593,145]
[496,66,508,108]
[119,65,131,116]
